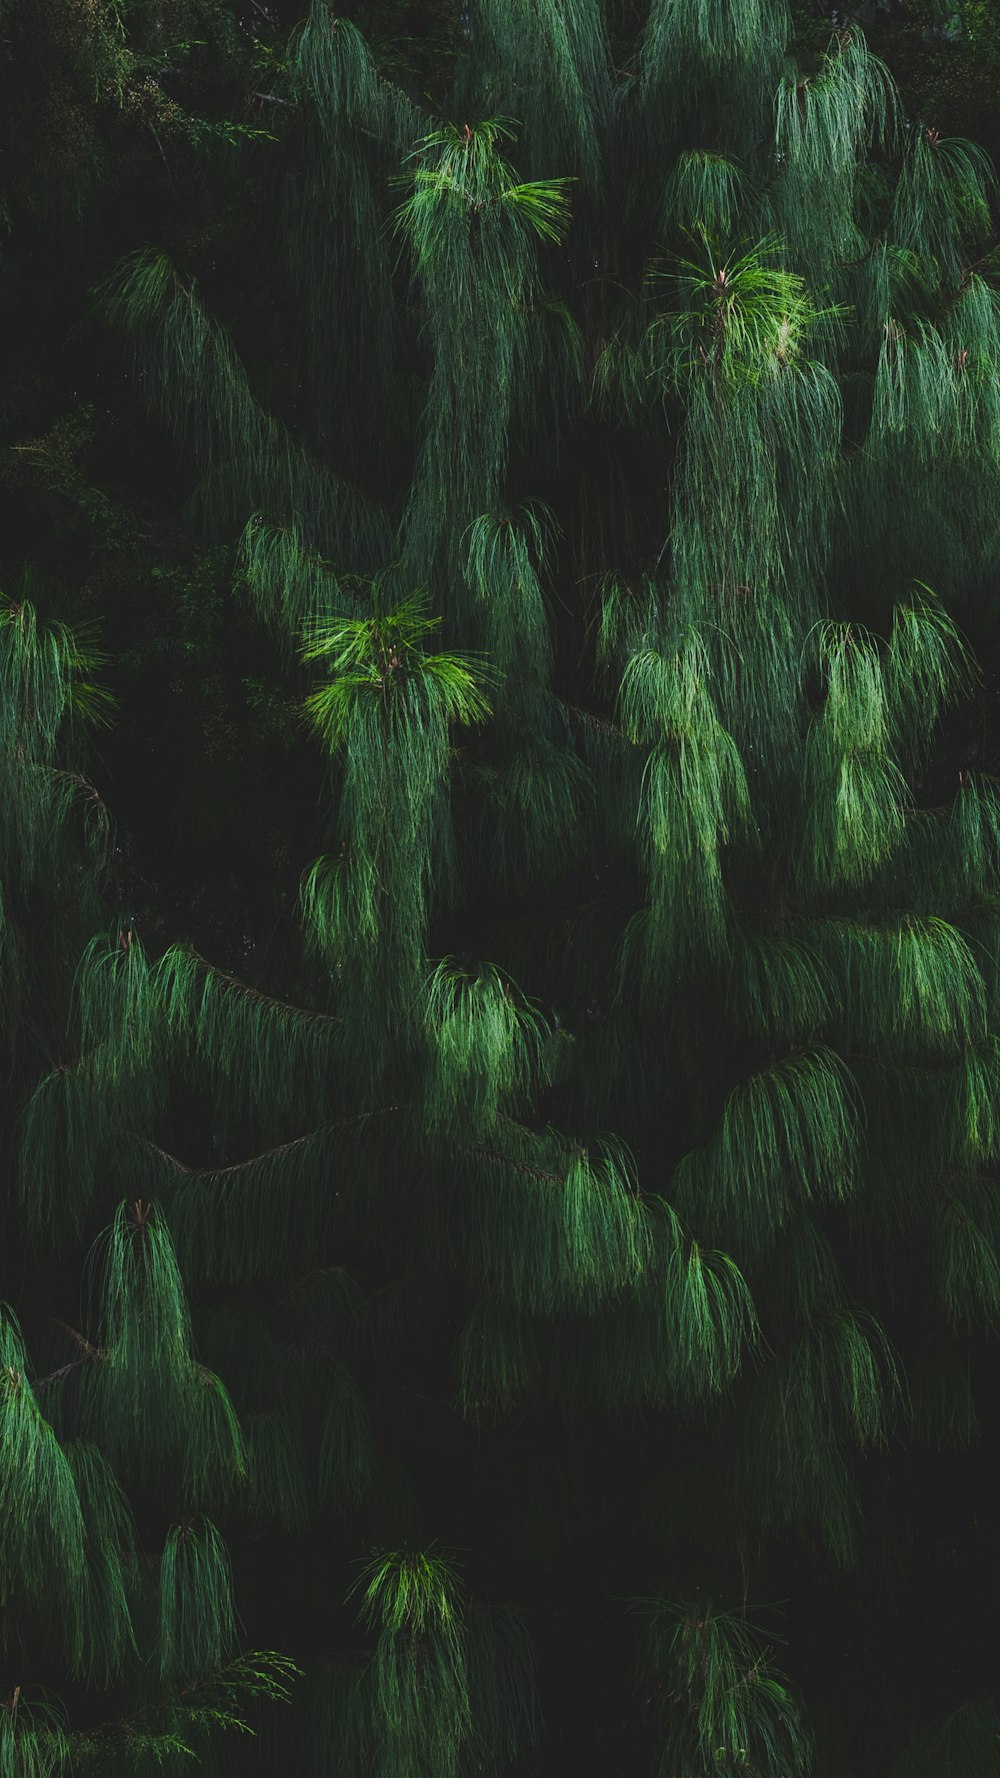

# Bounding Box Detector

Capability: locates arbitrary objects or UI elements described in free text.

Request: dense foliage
[2,3,1000,1776]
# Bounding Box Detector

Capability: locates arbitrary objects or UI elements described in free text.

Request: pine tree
[2,3,1000,1776]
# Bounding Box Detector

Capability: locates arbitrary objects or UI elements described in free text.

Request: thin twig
[142,1105,401,1180]
[463,1143,563,1187]
[34,1319,106,1388]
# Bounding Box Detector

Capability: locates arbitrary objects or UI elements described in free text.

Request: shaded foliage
[1,4,1000,1778]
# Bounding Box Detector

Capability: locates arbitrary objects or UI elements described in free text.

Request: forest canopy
[2,4,1000,1777]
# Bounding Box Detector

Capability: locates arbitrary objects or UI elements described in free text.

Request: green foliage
[64,1440,138,1685]
[455,1296,539,1420]
[932,1174,1000,1328]
[725,931,832,1044]
[660,151,745,238]
[354,1546,462,1636]
[158,1518,235,1682]
[99,249,387,560]
[619,629,750,975]
[155,944,338,1129]
[782,1307,899,1449]
[81,1201,245,1492]
[289,6,419,470]
[344,1552,539,1778]
[772,31,898,273]
[421,958,549,1137]
[18,1059,129,1236]
[892,131,997,283]
[0,1694,69,1778]
[0,1310,84,1611]
[464,504,554,709]
[634,0,788,172]
[455,1129,651,1313]
[152,1122,352,1283]
[672,1049,858,1257]
[636,1598,812,1778]
[300,594,490,1017]
[303,595,491,750]
[355,1549,471,1778]
[68,1652,301,1775]
[799,597,973,893]
[394,118,572,601]
[317,1362,376,1507]
[5,4,1000,1774]
[237,518,343,649]
[75,931,161,1082]
[892,1697,1000,1778]
[0,594,112,894]
[662,1234,759,1403]
[463,1600,540,1769]
[908,1334,979,1447]
[806,915,986,1058]
[463,0,611,192]
[663,236,837,386]
[730,1306,900,1562]
[243,1407,310,1531]
[802,627,910,892]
